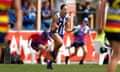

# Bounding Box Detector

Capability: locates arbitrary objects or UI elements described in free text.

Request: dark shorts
[49,32,64,39]
[71,42,85,48]
[49,32,56,37]
[105,32,120,41]
[0,33,7,44]
[31,41,40,51]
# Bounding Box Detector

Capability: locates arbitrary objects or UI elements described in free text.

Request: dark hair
[60,4,66,10]
[85,1,90,6]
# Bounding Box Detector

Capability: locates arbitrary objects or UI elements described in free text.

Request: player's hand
[15,22,22,31]
[97,28,103,35]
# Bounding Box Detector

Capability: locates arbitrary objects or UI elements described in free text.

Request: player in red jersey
[29,31,53,69]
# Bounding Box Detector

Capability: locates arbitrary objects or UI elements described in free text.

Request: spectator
[81,1,95,29]
[76,2,85,24]
[81,1,93,19]
[22,1,36,30]
[22,0,28,11]
[8,6,16,29]
[41,0,52,31]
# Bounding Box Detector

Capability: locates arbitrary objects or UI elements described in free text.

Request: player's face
[82,21,87,26]
[61,6,68,16]
[45,1,50,8]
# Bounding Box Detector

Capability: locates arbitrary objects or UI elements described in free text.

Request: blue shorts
[71,42,85,48]
[105,32,120,41]
[31,41,40,51]
[49,32,64,39]
[0,33,7,44]
[49,32,56,37]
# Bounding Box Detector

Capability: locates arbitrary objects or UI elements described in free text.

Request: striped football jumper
[105,0,120,32]
[0,0,12,33]
[0,0,12,44]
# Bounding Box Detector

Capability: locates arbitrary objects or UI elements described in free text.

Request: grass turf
[0,64,120,72]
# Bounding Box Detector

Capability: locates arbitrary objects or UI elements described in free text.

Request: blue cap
[83,17,89,23]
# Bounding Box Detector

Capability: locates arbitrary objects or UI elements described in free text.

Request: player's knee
[116,54,120,60]
[84,50,87,54]
[82,48,87,54]
[57,41,63,47]
[74,52,77,55]
[112,55,120,61]
[111,52,120,60]
[54,38,63,49]
[82,50,87,56]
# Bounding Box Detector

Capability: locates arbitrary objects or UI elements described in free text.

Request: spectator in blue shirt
[22,1,36,30]
[41,0,52,31]
[9,6,16,29]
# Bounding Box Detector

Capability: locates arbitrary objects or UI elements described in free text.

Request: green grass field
[0,64,120,72]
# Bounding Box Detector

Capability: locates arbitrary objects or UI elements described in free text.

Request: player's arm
[71,25,80,34]
[97,0,107,32]
[88,30,94,42]
[72,25,80,30]
[13,0,22,30]
[50,14,58,32]
[65,17,72,32]
[66,25,80,35]
[42,11,51,19]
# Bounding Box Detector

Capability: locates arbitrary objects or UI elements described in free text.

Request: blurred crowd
[8,0,96,30]
[76,1,96,29]
[9,0,52,31]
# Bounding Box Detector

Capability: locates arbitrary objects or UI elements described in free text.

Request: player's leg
[0,48,2,63]
[105,32,120,72]
[65,43,74,64]
[46,50,53,69]
[40,44,53,69]
[31,41,45,64]
[65,42,79,64]
[70,47,78,57]
[79,44,87,64]
[107,41,120,72]
[37,44,46,64]
[51,33,63,62]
